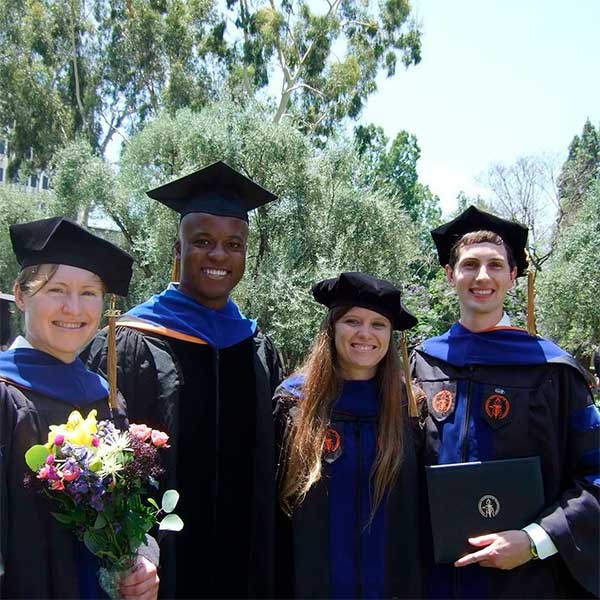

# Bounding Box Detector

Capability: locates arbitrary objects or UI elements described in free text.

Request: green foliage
[45,100,431,367]
[538,182,600,360]
[0,0,227,173]
[0,184,55,294]
[355,124,441,229]
[229,0,421,134]
[25,445,51,472]
[558,120,600,222]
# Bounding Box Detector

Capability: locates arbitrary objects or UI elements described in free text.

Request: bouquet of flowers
[24,409,183,598]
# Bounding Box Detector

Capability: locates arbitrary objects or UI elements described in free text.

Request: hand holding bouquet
[25,410,183,598]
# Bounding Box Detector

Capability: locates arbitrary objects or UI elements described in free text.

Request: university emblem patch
[481,387,514,429]
[484,393,511,421]
[431,389,455,420]
[323,427,342,463]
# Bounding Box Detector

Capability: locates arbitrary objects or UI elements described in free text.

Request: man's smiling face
[176,212,248,310]
[446,241,517,328]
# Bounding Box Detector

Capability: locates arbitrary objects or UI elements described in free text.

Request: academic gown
[412,323,600,599]
[273,376,424,599]
[0,348,126,599]
[83,287,284,599]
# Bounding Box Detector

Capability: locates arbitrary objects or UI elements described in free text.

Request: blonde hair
[280,307,405,519]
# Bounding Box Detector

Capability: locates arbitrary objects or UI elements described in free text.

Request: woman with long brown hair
[274,272,423,599]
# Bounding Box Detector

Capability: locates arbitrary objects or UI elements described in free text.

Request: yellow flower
[47,409,98,448]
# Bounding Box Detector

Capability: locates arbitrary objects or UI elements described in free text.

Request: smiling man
[85,161,284,599]
[412,206,599,599]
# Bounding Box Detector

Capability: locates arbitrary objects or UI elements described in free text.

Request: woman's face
[333,306,392,380]
[15,264,104,363]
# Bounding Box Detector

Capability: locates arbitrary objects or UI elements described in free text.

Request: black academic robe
[412,350,600,599]
[84,326,284,599]
[273,384,425,599]
[0,382,126,599]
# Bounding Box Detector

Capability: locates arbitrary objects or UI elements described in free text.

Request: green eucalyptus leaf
[25,445,50,472]
[161,490,180,513]
[159,513,184,531]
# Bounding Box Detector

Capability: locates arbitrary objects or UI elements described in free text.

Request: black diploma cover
[426,457,545,563]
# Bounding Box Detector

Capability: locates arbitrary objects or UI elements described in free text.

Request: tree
[1,0,422,175]
[0,0,227,174]
[46,100,426,367]
[557,120,600,224]
[537,181,600,363]
[228,0,421,135]
[0,185,55,293]
[355,125,441,228]
[480,154,561,267]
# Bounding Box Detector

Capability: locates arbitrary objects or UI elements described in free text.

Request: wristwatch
[524,530,539,560]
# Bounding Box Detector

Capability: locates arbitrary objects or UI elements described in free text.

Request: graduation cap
[312,272,417,331]
[313,272,420,416]
[431,205,529,277]
[433,206,539,336]
[146,160,278,223]
[9,217,134,296]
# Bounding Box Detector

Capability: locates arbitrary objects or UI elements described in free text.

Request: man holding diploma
[412,206,599,598]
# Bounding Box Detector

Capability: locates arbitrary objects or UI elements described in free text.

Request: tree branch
[68,0,86,131]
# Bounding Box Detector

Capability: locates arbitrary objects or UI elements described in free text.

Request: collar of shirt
[496,313,511,327]
[9,335,33,350]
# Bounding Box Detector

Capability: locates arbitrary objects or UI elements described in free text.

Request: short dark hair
[448,230,516,270]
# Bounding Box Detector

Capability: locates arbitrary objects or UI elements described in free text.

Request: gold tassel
[400,331,419,417]
[171,256,180,283]
[105,294,121,412]
[525,249,537,337]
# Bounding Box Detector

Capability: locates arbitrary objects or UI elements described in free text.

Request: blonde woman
[0,217,157,599]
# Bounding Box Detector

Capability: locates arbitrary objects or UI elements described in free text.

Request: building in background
[0,139,50,191]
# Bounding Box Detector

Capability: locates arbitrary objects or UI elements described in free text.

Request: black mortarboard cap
[10,217,134,296]
[146,161,277,223]
[312,272,417,331]
[431,205,529,277]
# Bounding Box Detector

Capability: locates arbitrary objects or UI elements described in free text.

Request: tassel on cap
[525,249,537,337]
[105,294,121,412]
[171,256,181,283]
[400,331,419,417]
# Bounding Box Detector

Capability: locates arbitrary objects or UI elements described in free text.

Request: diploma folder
[425,457,544,564]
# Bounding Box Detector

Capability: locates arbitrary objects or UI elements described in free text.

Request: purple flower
[70,479,90,495]
[90,495,105,511]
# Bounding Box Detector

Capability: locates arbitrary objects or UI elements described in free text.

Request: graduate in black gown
[84,161,284,598]
[0,217,159,599]
[412,206,600,598]
[274,272,424,599]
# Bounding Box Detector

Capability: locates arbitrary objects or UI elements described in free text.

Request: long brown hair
[280,306,406,518]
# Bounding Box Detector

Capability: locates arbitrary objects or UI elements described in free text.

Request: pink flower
[150,429,170,448]
[91,437,100,447]
[50,479,65,491]
[38,465,52,480]
[62,465,81,482]
[38,465,59,481]
[45,454,55,465]
[54,434,65,446]
[129,423,152,442]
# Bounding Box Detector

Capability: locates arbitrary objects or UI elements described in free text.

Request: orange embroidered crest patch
[484,394,510,421]
[324,427,341,453]
[431,389,454,419]
[323,427,342,463]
